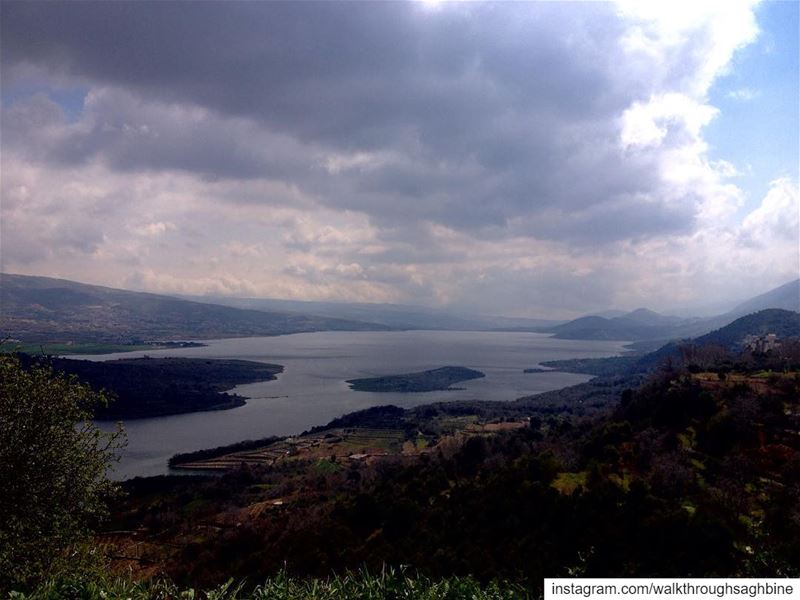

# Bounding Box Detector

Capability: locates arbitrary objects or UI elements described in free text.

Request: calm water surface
[76,330,628,479]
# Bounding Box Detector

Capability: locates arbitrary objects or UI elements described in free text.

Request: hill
[547,314,674,341]
[691,307,800,348]
[619,308,683,326]
[0,273,389,344]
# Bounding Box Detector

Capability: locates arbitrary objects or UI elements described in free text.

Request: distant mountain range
[177,294,563,331]
[0,274,390,343]
[1,273,797,344]
[545,279,799,342]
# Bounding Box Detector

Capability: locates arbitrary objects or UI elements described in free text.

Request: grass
[10,568,530,599]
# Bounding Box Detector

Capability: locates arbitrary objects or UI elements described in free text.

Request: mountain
[0,273,390,343]
[587,309,628,319]
[178,294,563,331]
[727,278,799,318]
[548,314,677,341]
[548,279,800,342]
[619,308,683,327]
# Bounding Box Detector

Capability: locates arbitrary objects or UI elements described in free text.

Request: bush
[0,355,125,593]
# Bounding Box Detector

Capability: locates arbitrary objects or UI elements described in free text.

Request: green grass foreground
[9,568,530,600]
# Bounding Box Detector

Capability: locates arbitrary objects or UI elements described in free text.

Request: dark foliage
[16,355,283,419]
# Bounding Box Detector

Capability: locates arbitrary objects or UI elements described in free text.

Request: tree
[0,354,125,592]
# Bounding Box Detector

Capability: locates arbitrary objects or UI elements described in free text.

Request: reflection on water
[77,330,628,479]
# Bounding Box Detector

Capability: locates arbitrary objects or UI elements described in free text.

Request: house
[743,333,780,353]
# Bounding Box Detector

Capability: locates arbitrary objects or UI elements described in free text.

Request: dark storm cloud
[1,2,630,139]
[0,89,314,181]
[0,1,710,245]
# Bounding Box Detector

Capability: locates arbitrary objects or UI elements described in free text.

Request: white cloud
[726,87,760,101]
[740,177,800,244]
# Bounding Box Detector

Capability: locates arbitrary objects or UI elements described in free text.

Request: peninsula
[16,355,283,419]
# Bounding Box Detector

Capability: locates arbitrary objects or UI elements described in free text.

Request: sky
[1,0,797,319]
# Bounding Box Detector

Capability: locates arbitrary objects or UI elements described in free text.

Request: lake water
[77,330,628,479]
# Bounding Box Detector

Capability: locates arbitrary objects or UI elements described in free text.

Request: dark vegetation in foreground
[14,355,283,419]
[0,355,125,594]
[347,366,486,392]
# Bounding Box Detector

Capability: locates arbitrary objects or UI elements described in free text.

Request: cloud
[133,222,176,237]
[1,0,793,316]
[726,87,760,101]
[740,177,800,245]
[0,2,672,243]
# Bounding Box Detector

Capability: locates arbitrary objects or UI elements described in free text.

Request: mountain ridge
[0,273,391,343]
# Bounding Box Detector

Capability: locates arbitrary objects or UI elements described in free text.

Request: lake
[77,330,628,479]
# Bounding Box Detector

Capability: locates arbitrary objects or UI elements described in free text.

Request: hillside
[0,274,389,343]
[727,278,800,317]
[635,308,800,371]
[693,308,800,348]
